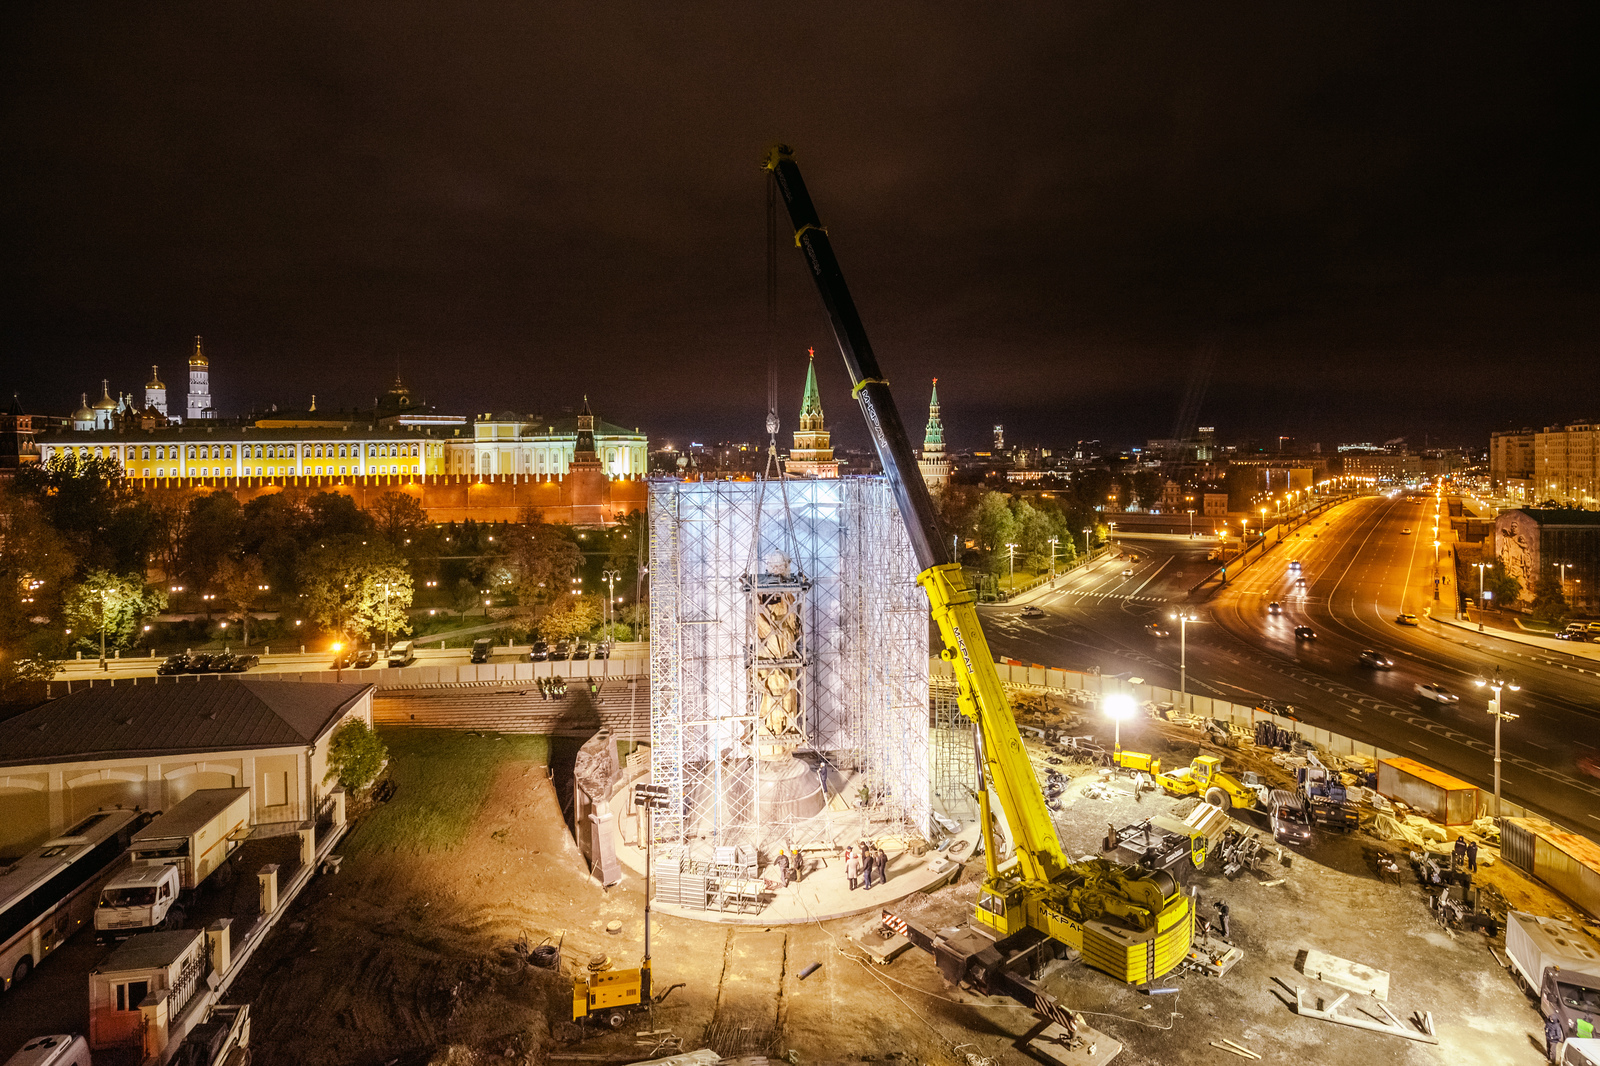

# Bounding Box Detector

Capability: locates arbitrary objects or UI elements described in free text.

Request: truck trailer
[1506,911,1600,1050]
[95,789,250,940]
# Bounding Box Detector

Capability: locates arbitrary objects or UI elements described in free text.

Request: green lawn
[342,728,549,856]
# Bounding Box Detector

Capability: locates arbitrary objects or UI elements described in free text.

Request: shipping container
[1376,757,1478,824]
[1502,818,1600,920]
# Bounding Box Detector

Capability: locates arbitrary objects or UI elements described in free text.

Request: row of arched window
[57,441,424,462]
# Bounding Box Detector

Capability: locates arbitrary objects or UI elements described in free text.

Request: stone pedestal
[259,864,279,914]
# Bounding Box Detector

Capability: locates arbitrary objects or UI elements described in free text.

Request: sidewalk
[1430,607,1600,668]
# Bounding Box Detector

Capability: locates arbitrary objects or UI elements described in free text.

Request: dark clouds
[2,2,1592,450]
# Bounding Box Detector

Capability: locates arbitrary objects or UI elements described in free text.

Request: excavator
[764,145,1195,1002]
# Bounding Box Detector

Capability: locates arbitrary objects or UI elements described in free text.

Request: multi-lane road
[980,493,1600,840]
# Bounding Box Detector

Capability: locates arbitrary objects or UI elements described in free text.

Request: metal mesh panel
[648,477,929,861]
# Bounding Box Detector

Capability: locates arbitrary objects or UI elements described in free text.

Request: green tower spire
[924,377,944,447]
[800,347,824,420]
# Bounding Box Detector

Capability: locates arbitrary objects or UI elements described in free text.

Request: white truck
[94,788,251,941]
[1506,911,1600,1051]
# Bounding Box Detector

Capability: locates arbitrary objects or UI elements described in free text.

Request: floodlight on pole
[1473,666,1520,820]
[1103,693,1135,752]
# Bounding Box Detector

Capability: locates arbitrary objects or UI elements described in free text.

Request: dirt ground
[229,719,1595,1066]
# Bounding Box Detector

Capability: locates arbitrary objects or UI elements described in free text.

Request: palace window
[187,446,197,460]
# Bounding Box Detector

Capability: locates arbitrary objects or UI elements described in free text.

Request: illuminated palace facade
[36,413,647,484]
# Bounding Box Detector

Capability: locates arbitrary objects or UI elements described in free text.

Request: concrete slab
[1300,947,1391,1001]
[846,917,913,965]
[1022,1020,1123,1065]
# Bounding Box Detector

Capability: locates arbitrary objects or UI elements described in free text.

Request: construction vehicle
[1506,912,1600,1049]
[1155,755,1260,812]
[766,144,1193,995]
[1112,749,1161,775]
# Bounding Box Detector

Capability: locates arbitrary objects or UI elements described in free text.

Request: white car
[1122,567,1134,576]
[1415,683,1459,704]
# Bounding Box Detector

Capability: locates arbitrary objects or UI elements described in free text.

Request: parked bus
[0,808,148,992]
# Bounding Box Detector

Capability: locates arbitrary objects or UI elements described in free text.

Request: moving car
[1294,577,1307,588]
[1268,601,1282,615]
[1401,528,1412,535]
[1395,612,1420,626]
[1288,559,1301,570]
[1145,622,1170,638]
[1358,649,1394,669]
[1121,567,1134,577]
[1020,605,1045,618]
[470,637,493,663]
[1415,682,1459,704]
[1294,625,1316,641]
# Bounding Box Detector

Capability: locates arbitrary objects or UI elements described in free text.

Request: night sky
[2,3,1593,452]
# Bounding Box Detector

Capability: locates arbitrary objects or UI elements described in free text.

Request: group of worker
[1452,834,1480,873]
[845,843,889,891]
[770,841,892,893]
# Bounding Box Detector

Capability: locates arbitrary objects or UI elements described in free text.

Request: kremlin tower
[918,378,950,492]
[186,336,212,421]
[785,349,839,478]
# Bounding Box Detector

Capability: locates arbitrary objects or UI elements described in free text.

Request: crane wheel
[1205,787,1231,811]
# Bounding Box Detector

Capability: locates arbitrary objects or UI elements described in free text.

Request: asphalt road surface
[981,495,1600,842]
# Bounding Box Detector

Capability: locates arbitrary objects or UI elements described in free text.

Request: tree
[539,594,602,642]
[507,518,581,611]
[1529,574,1568,625]
[14,451,155,572]
[1483,559,1522,608]
[303,492,374,545]
[372,491,428,547]
[62,570,167,656]
[177,491,244,590]
[1131,469,1164,510]
[324,718,388,792]
[298,541,413,644]
[217,556,267,645]
[0,487,75,698]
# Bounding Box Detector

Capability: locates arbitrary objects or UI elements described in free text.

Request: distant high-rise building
[145,366,167,418]
[918,378,950,492]
[993,424,1004,452]
[186,336,212,421]
[786,349,838,478]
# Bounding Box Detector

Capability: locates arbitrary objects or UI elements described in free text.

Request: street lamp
[1104,693,1135,753]
[1083,527,1092,554]
[1186,509,1195,538]
[1005,543,1018,586]
[1473,667,1520,819]
[602,569,621,640]
[1169,611,1200,714]
[1046,537,1059,579]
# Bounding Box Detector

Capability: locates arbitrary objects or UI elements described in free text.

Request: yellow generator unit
[572,967,644,1030]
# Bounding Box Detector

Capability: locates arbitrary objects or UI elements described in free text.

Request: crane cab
[975,883,1026,937]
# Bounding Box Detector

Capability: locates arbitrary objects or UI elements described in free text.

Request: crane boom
[763,144,1068,884]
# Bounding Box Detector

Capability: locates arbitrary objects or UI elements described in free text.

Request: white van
[3,1035,91,1066]
[386,640,415,667]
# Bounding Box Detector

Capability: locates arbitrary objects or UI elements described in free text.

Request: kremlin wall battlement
[134,472,648,526]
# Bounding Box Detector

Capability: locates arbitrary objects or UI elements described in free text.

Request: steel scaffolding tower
[649,477,929,862]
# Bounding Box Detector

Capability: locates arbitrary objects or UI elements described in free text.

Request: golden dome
[147,364,165,389]
[189,335,208,367]
[92,380,117,410]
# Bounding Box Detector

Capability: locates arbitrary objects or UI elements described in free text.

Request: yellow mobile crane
[765,145,1193,991]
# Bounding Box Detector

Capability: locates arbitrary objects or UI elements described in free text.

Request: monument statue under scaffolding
[647,475,930,864]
